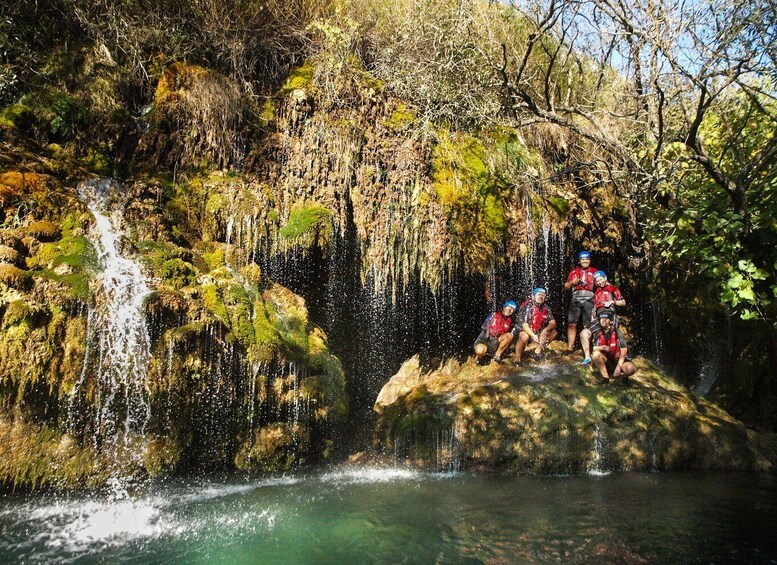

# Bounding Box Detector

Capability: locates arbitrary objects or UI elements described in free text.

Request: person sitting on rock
[589,310,637,385]
[474,300,517,364]
[514,287,557,366]
[579,270,626,365]
[564,250,597,353]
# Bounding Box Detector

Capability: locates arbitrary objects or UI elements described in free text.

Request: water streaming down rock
[76,179,153,451]
[587,423,610,476]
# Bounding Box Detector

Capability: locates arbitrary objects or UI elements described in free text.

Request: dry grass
[145,63,250,169]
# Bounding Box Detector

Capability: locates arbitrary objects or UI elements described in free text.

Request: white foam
[318,467,423,484]
[174,476,301,504]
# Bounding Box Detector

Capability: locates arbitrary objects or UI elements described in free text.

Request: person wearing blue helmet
[579,270,626,365]
[564,250,598,353]
[474,300,517,364]
[514,287,557,365]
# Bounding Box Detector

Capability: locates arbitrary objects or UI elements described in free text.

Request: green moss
[301,328,348,421]
[431,130,509,274]
[0,104,32,129]
[0,264,31,288]
[203,247,226,271]
[80,149,111,176]
[0,416,103,490]
[233,423,308,472]
[258,99,276,127]
[384,104,415,132]
[201,285,230,324]
[252,300,280,360]
[24,220,61,241]
[157,258,196,289]
[137,240,197,289]
[279,203,333,245]
[2,301,30,328]
[280,63,315,96]
[143,437,183,476]
[548,195,571,217]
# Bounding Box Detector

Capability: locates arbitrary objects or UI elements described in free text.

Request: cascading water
[587,423,610,476]
[76,179,153,450]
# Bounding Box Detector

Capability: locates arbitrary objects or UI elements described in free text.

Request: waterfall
[587,423,610,476]
[79,180,153,449]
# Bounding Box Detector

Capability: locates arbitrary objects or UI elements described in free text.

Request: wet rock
[375,347,775,473]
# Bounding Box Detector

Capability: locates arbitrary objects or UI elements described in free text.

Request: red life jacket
[520,300,551,333]
[594,284,623,310]
[568,267,597,292]
[597,330,622,360]
[487,311,513,337]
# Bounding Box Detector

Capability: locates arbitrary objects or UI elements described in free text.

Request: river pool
[2,468,775,563]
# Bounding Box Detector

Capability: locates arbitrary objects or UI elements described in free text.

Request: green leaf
[727,274,744,289]
[737,287,755,302]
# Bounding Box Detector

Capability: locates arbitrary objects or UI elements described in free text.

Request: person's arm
[564,270,579,290]
[591,332,607,352]
[613,329,628,374]
[614,288,626,307]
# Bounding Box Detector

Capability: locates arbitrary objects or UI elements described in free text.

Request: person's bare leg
[515,332,530,363]
[617,361,637,378]
[495,333,513,359]
[580,328,592,360]
[566,323,577,351]
[592,351,609,381]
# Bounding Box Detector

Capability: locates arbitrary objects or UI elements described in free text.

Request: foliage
[648,91,777,323]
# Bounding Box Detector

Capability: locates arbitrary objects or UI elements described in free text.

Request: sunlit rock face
[0,174,348,490]
[374,344,774,474]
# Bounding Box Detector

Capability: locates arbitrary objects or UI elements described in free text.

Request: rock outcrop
[375,343,774,474]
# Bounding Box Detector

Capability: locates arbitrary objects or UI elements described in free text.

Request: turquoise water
[2,469,776,563]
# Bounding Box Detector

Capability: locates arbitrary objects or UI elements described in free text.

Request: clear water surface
[1,468,776,564]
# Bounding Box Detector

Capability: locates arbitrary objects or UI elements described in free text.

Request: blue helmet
[503,300,517,310]
[594,270,607,280]
[578,250,591,260]
[532,287,547,297]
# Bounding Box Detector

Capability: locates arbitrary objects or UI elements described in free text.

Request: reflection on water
[1,469,776,563]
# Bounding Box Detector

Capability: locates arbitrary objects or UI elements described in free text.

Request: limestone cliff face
[0,53,646,489]
[374,346,774,473]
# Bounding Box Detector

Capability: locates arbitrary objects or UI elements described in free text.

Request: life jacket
[569,267,597,293]
[520,300,551,334]
[597,329,622,360]
[594,284,623,311]
[487,311,514,337]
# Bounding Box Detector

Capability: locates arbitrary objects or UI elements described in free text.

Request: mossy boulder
[375,345,774,473]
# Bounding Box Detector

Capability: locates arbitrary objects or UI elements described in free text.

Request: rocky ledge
[374,343,776,474]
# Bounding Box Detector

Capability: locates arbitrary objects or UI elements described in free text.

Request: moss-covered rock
[375,345,774,473]
[0,411,105,490]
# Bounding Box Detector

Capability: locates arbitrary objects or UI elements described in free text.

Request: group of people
[473,251,637,385]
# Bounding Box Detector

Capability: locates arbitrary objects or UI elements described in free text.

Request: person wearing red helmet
[474,300,517,364]
[590,310,637,385]
[564,250,598,353]
[514,287,557,366]
[579,270,626,365]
